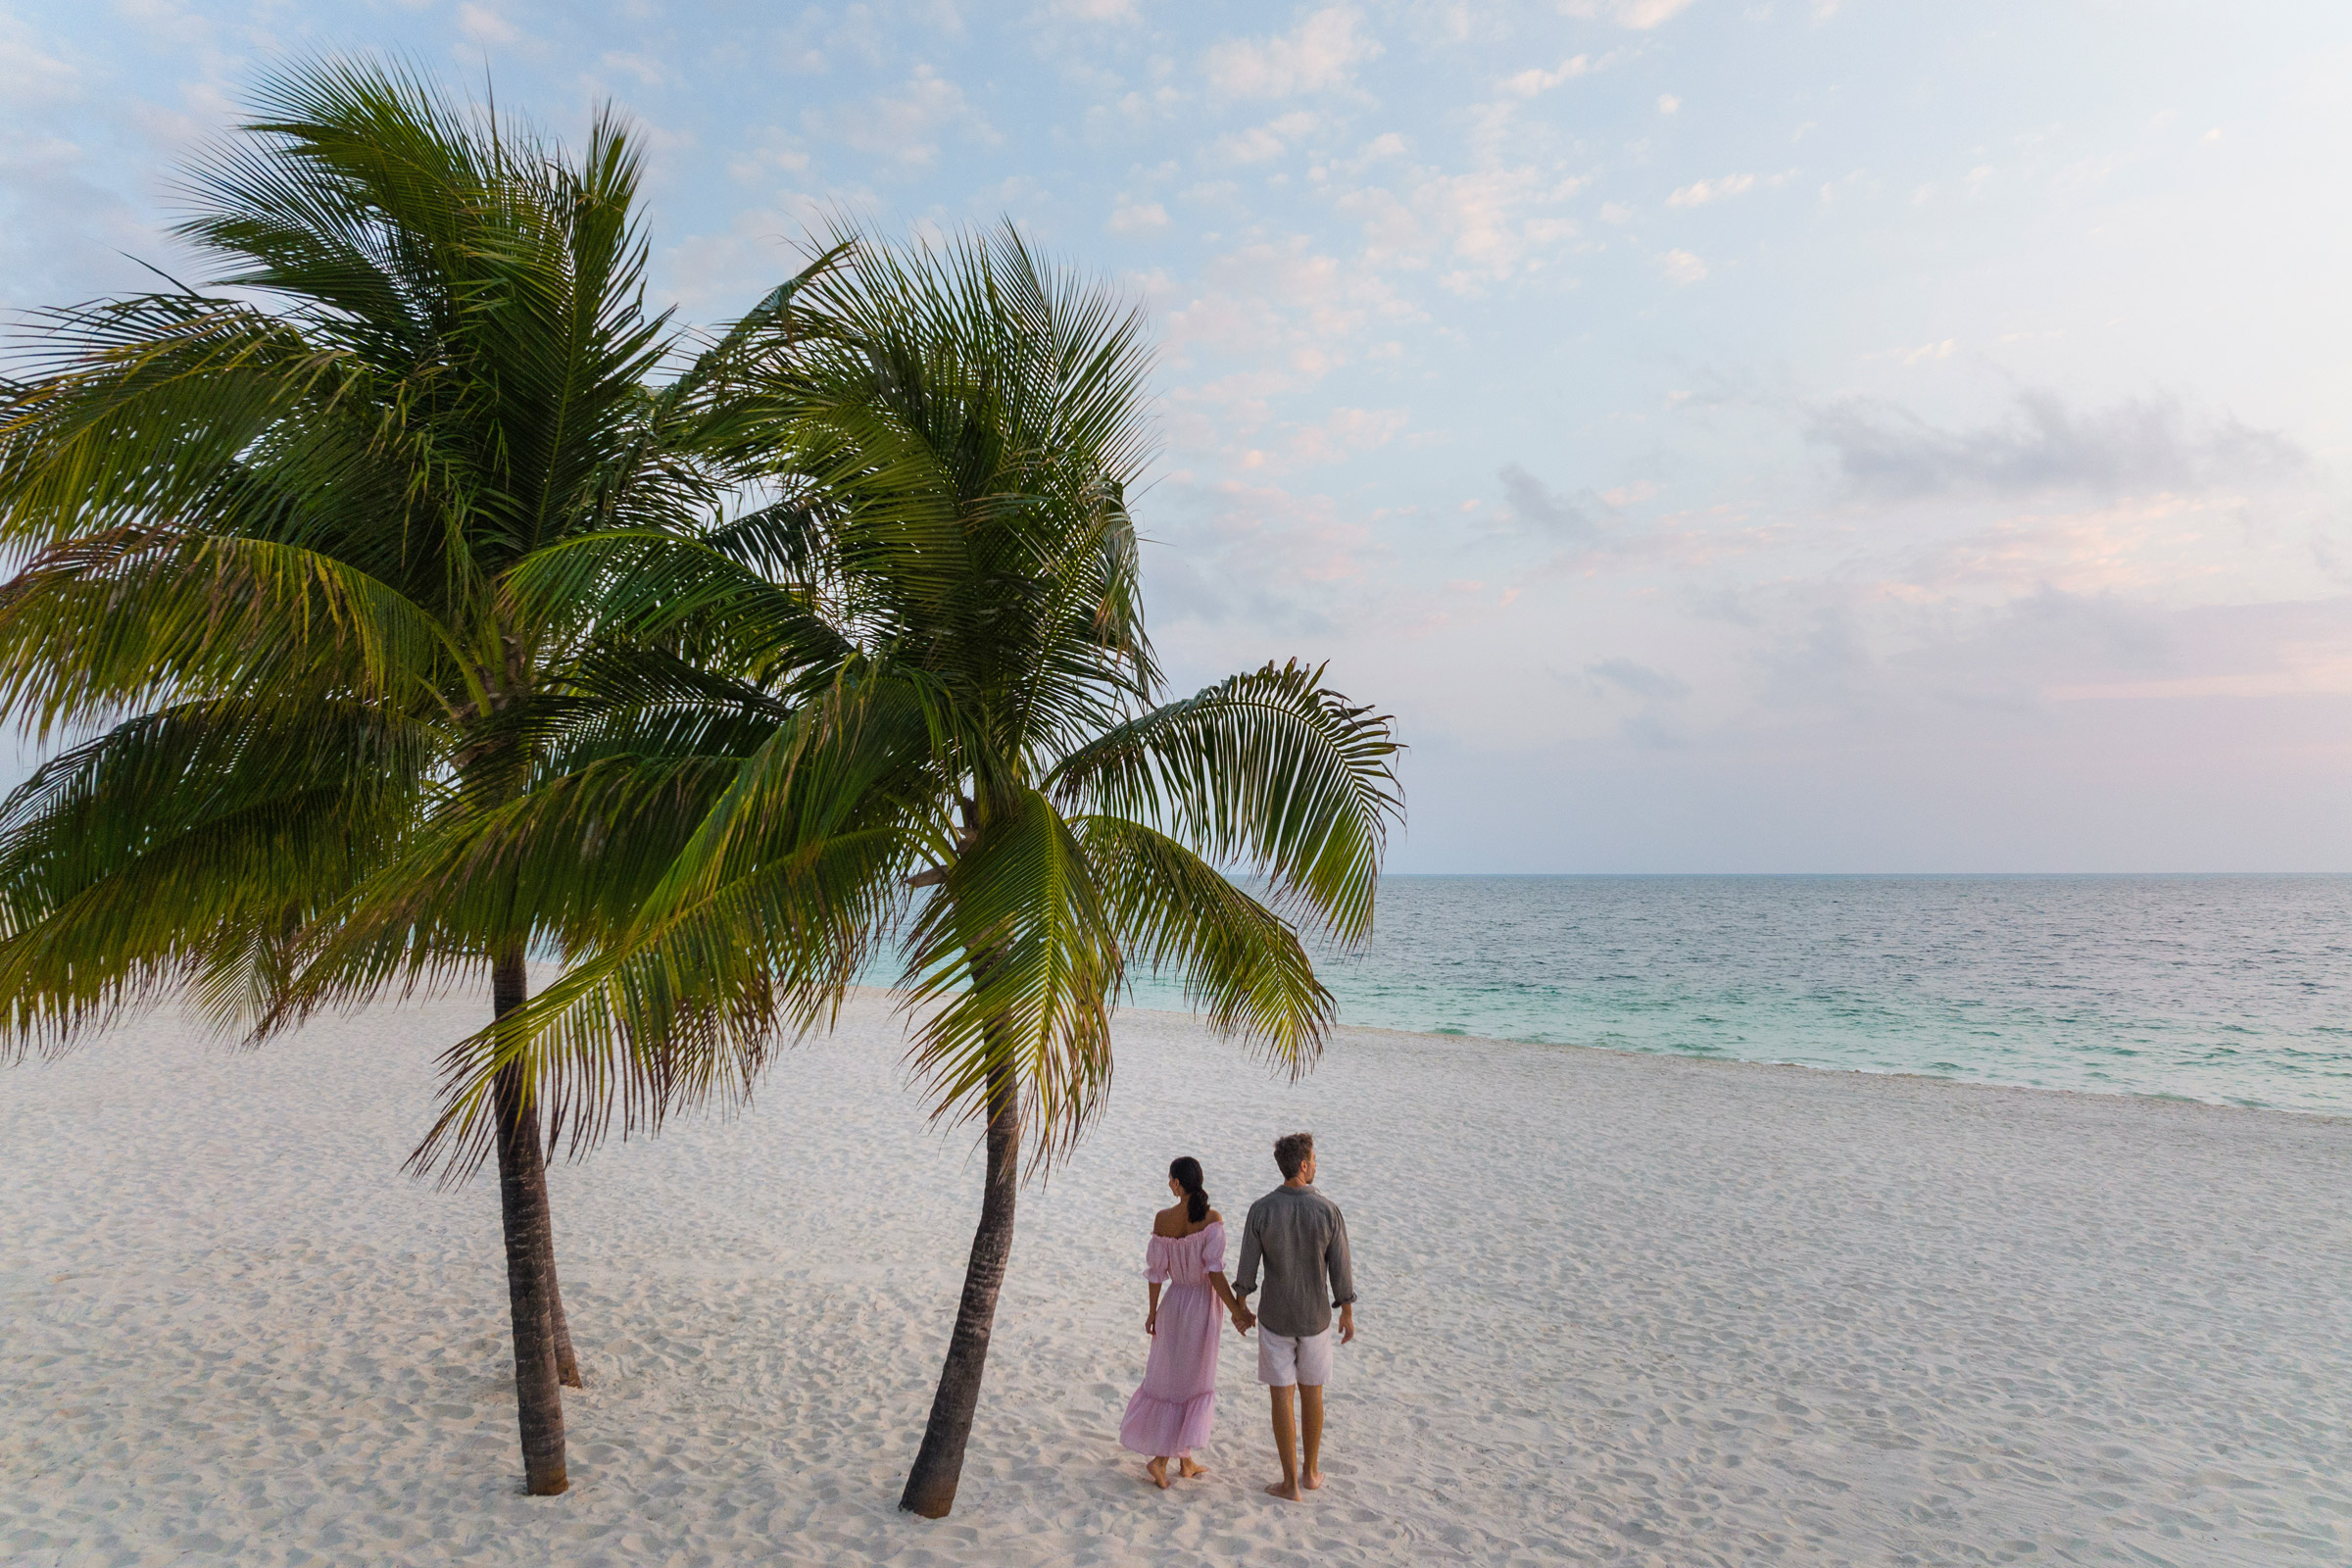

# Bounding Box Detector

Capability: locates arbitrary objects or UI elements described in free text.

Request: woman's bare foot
[1264,1479,1304,1501]
[1302,1468,1325,1490]
[1147,1457,1171,1490]
[1179,1457,1207,1479]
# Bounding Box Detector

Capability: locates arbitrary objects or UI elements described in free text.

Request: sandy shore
[5,987,2350,1565]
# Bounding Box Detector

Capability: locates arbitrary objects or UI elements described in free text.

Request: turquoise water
[1122,875,2352,1114]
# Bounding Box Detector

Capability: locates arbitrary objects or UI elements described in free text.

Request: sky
[3,0,2348,872]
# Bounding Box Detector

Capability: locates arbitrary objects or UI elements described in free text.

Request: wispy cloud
[457,3,520,46]
[1558,0,1701,30]
[1657,247,1708,283]
[1214,110,1319,165]
[1667,173,1755,207]
[1500,56,1590,97]
[1499,464,1597,538]
[800,66,996,169]
[1107,200,1169,233]
[1588,657,1690,699]
[1806,391,2306,499]
[1203,7,1381,99]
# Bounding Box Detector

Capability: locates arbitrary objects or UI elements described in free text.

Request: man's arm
[1231,1205,1261,1331]
[1234,1204,1262,1301]
[1325,1204,1357,1338]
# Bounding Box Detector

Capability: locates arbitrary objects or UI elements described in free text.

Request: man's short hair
[1274,1131,1314,1179]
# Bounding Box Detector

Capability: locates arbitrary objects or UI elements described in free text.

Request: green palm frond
[502,529,850,683]
[0,532,468,736]
[1047,659,1403,946]
[1073,815,1333,1073]
[0,699,424,1054]
[899,787,1121,1163]
[411,820,914,1178]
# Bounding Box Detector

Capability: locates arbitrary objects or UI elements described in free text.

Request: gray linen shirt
[1234,1183,1356,1339]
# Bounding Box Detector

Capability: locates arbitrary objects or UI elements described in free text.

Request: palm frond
[0,700,424,1055]
[899,787,1121,1165]
[0,530,469,737]
[1074,815,1332,1074]
[409,820,913,1179]
[1047,659,1403,946]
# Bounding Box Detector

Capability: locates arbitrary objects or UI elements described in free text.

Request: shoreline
[844,982,2352,1126]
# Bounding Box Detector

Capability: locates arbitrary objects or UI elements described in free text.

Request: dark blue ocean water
[1125,875,2352,1114]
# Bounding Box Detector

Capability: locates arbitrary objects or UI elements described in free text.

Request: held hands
[1230,1302,1255,1337]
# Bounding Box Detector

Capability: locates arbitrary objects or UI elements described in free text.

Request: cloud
[1667,172,1754,207]
[1558,0,1701,29]
[1285,406,1409,466]
[599,51,675,88]
[1107,200,1170,233]
[1204,7,1381,98]
[1500,56,1590,97]
[1160,235,1421,372]
[1588,658,1690,699]
[1499,464,1596,537]
[801,66,996,168]
[1050,0,1143,18]
[457,3,520,45]
[1805,390,2306,499]
[0,23,78,109]
[1214,110,1319,165]
[1656,92,1681,114]
[1339,164,1586,291]
[1657,248,1708,284]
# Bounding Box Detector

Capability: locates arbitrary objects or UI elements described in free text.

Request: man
[1231,1130,1356,1502]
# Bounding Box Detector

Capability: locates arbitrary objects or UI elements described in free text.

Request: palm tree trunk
[899,1062,1019,1518]
[492,945,569,1495]
[548,1237,583,1389]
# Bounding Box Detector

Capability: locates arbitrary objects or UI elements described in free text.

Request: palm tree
[0,61,846,1495]
[420,226,1405,1518]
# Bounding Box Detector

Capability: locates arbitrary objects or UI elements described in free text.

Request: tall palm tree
[0,60,844,1495]
[419,227,1405,1518]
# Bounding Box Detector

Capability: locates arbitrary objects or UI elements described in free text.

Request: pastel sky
[5,1,2348,871]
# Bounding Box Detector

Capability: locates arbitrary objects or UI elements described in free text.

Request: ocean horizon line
[1375,868,2352,879]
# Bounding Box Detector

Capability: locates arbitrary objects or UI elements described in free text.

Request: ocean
[1126,875,2352,1115]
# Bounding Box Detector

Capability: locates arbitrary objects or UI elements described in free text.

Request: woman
[1119,1155,1245,1489]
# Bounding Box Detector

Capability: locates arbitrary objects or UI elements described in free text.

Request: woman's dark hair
[1170,1156,1208,1224]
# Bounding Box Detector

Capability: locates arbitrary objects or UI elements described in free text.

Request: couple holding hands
[1117,1131,1357,1501]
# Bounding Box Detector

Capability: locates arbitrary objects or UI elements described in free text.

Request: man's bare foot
[1179,1457,1207,1479]
[1303,1468,1325,1490]
[1265,1479,1304,1501]
[1147,1458,1171,1490]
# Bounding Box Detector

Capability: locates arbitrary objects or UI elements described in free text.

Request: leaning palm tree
[420,226,1404,1518]
[0,60,846,1495]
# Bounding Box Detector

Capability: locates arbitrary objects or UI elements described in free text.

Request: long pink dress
[1119,1220,1225,1457]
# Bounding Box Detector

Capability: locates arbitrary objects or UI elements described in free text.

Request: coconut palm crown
[0,60,852,1496]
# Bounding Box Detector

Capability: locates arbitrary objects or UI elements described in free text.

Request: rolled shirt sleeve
[1325,1206,1356,1309]
[1235,1208,1263,1301]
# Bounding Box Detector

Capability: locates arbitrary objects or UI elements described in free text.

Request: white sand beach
[5,986,2349,1566]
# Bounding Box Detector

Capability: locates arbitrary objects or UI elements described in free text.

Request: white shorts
[1256,1326,1334,1388]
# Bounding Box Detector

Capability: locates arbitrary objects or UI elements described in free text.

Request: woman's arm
[1206,1270,1241,1312]
[1145,1280,1163,1334]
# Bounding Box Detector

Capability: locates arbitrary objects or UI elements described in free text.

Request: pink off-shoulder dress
[1118,1219,1225,1457]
